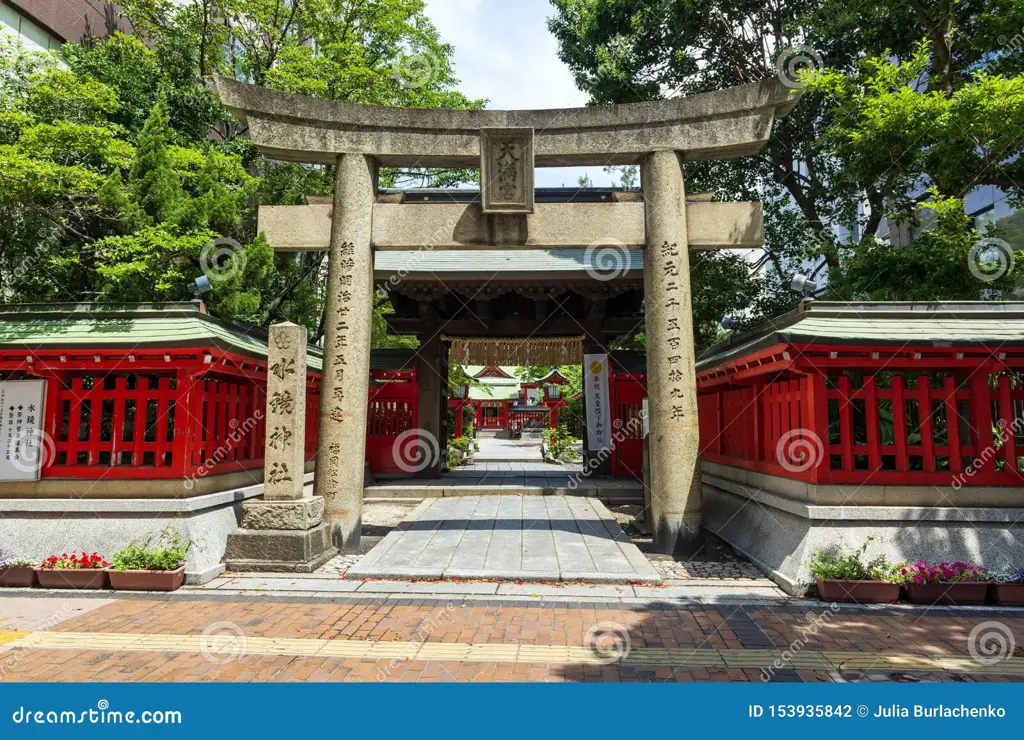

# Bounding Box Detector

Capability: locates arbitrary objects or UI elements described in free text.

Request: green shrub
[545,425,579,462]
[447,436,472,469]
[807,538,900,582]
[111,527,191,572]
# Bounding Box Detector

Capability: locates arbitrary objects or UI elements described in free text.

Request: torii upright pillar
[643,150,702,556]
[315,154,375,550]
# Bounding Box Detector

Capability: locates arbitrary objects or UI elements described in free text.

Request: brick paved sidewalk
[2,595,1023,683]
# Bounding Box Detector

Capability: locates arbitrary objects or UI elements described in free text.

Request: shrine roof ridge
[0,302,324,371]
[697,301,1024,371]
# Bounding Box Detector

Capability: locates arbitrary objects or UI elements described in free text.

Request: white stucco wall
[0,3,62,52]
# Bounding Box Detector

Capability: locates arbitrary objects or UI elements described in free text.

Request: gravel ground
[362,501,419,529]
[315,501,419,575]
[608,504,769,581]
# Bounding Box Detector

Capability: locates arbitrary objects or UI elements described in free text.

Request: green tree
[2,0,484,343]
[128,100,182,224]
[548,0,1024,327]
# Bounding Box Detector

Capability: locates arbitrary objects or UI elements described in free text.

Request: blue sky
[423,0,620,188]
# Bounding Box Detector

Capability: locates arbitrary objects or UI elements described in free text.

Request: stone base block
[703,465,1024,596]
[241,497,324,530]
[224,523,336,573]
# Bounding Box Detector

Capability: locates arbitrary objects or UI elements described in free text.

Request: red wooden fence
[698,353,1024,487]
[611,371,647,478]
[365,370,418,474]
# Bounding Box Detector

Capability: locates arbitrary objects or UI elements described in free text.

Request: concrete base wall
[0,473,314,584]
[702,462,1024,595]
[0,460,315,499]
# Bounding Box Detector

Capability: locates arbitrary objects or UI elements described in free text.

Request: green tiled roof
[468,384,520,400]
[0,303,324,371]
[698,301,1024,371]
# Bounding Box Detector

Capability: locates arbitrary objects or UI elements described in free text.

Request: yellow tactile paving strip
[0,630,29,646]
[5,631,1024,675]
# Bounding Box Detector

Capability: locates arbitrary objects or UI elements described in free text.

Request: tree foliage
[1,0,482,344]
[548,0,1024,330]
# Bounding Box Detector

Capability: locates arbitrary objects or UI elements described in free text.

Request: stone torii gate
[213,76,799,554]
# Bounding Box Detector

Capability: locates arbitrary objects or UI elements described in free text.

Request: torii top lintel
[212,76,800,169]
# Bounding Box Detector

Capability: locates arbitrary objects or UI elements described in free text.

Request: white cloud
[423,0,618,187]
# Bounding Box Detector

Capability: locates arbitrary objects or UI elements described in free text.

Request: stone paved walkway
[473,437,544,463]
[2,596,1022,682]
[344,495,662,583]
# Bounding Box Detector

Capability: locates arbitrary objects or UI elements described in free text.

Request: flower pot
[108,563,186,592]
[0,566,36,588]
[906,581,989,605]
[990,582,1024,606]
[34,568,108,590]
[815,577,900,603]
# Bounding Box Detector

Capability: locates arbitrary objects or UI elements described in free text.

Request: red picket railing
[48,373,183,478]
[611,371,647,478]
[20,350,322,482]
[508,408,550,431]
[186,374,267,477]
[698,356,1024,487]
[365,370,418,474]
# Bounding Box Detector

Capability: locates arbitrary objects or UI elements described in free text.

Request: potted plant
[901,561,990,605]
[807,540,901,603]
[35,552,108,589]
[990,568,1024,606]
[0,548,36,587]
[108,529,190,592]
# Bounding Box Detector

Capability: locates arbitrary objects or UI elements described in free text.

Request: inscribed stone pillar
[642,149,703,555]
[315,153,375,549]
[264,322,307,501]
[223,321,334,573]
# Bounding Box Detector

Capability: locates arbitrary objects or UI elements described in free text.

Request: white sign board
[584,353,612,452]
[0,379,47,481]
[642,397,649,437]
